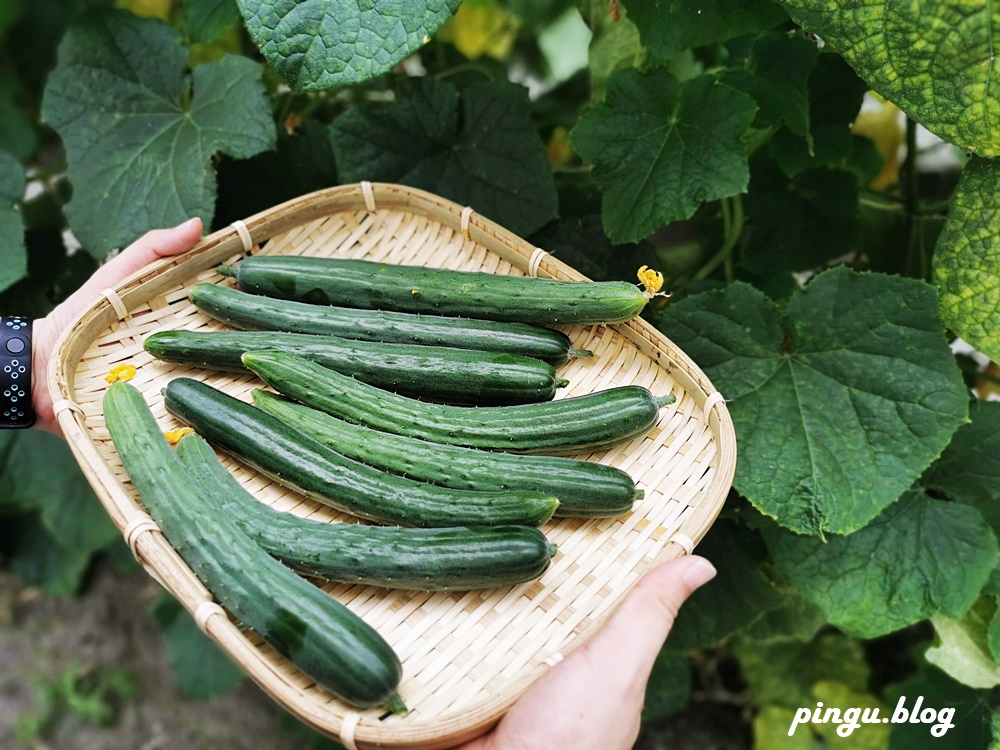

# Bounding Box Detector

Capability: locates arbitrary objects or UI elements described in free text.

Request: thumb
[578,555,716,686]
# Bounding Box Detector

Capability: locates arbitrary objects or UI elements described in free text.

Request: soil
[0,564,293,750]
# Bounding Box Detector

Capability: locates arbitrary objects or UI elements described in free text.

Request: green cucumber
[243,350,675,455]
[218,256,654,325]
[190,282,589,366]
[162,377,559,527]
[253,389,640,518]
[102,381,404,711]
[145,330,566,406]
[176,432,556,589]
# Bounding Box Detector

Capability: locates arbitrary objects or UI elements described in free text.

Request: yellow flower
[163,427,194,446]
[105,363,137,383]
[637,265,665,296]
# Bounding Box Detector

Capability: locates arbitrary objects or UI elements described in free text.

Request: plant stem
[694,196,744,282]
[901,117,926,278]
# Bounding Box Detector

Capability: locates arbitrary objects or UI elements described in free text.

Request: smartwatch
[0,316,35,428]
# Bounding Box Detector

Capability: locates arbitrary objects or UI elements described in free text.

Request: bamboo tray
[49,183,736,749]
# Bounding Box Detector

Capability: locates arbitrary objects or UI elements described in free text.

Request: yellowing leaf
[115,0,172,20]
[852,99,904,191]
[425,0,519,60]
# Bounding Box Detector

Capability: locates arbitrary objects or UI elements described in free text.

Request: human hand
[31,218,204,436]
[461,555,717,750]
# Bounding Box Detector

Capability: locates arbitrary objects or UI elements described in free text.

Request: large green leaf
[664,520,782,651]
[623,0,787,60]
[720,31,820,141]
[924,399,1000,534]
[662,267,969,536]
[642,652,691,723]
[926,596,1000,689]
[934,157,1000,362]
[733,631,869,709]
[887,666,993,750]
[765,492,999,638]
[41,10,276,257]
[150,592,246,700]
[5,513,94,596]
[0,430,116,553]
[183,0,241,43]
[0,152,27,293]
[237,0,460,91]
[331,76,558,238]
[777,0,1000,156]
[570,69,758,243]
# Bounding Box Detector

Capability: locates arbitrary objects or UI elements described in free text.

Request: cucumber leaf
[926,596,1000,689]
[765,492,999,638]
[664,520,782,651]
[331,76,558,238]
[150,592,246,700]
[570,69,758,243]
[623,0,787,60]
[733,631,869,709]
[887,665,993,750]
[183,0,241,43]
[720,31,820,142]
[0,152,26,293]
[641,652,691,723]
[661,267,968,536]
[776,0,1000,156]
[924,399,1000,535]
[41,10,276,257]
[934,157,1000,363]
[236,0,460,91]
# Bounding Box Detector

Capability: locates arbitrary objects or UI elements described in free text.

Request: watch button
[6,337,24,354]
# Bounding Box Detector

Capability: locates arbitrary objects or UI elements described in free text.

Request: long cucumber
[218,256,658,325]
[102,381,405,711]
[145,330,566,406]
[176,433,556,589]
[252,389,640,518]
[242,350,675,455]
[162,377,559,527]
[189,282,589,366]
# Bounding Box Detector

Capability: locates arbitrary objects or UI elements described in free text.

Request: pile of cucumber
[106,255,673,712]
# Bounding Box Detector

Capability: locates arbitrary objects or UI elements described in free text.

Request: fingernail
[175,217,200,231]
[683,559,717,589]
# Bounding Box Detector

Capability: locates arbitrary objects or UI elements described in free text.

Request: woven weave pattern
[50,184,735,749]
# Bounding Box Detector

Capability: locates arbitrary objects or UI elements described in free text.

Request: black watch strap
[0,316,35,428]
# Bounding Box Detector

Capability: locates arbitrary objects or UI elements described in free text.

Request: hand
[461,555,716,750]
[32,218,204,436]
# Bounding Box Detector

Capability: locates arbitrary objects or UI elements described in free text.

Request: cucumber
[217,256,653,325]
[162,377,559,527]
[102,381,405,711]
[189,282,588,366]
[176,432,556,589]
[145,330,566,406]
[144,331,569,404]
[253,389,640,518]
[243,350,675,455]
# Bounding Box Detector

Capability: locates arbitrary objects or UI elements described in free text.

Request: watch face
[0,317,34,428]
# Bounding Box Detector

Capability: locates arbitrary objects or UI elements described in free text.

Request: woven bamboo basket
[49,182,736,749]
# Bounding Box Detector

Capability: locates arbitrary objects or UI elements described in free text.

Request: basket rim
[46,182,737,748]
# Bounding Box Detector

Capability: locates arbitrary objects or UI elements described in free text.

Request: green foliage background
[2,0,1000,745]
